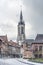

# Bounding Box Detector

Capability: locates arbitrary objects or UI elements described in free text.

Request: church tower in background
[17,10,25,45]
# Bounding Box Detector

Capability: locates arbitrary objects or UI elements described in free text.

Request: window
[35,46,38,51]
[35,54,38,58]
[39,54,42,58]
[21,27,24,34]
[39,46,42,51]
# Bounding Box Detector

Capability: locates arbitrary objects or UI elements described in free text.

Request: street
[0,58,43,65]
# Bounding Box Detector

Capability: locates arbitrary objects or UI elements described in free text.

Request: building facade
[0,35,21,58]
[0,35,8,57]
[8,40,21,58]
[22,39,34,58]
[32,34,43,58]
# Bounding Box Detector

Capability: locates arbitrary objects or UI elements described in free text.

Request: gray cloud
[0,0,43,40]
[23,0,43,35]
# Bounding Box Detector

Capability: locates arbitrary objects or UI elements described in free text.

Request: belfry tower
[17,10,25,45]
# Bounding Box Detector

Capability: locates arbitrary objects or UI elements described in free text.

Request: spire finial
[20,10,22,19]
[20,8,23,21]
[20,5,23,20]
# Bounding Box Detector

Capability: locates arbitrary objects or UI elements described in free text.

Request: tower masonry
[17,10,25,45]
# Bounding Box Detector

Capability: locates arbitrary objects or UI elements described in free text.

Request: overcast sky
[0,0,43,41]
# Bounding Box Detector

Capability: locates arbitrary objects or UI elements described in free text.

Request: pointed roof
[18,10,25,25]
[20,10,23,21]
[32,34,43,43]
[35,34,43,41]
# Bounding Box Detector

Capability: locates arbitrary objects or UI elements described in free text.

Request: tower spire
[17,9,25,45]
[20,10,23,21]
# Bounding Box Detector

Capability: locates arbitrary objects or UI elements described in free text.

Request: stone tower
[17,10,25,45]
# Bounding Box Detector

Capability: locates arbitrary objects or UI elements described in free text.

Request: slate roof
[35,34,43,41]
[25,39,34,44]
[32,34,43,43]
